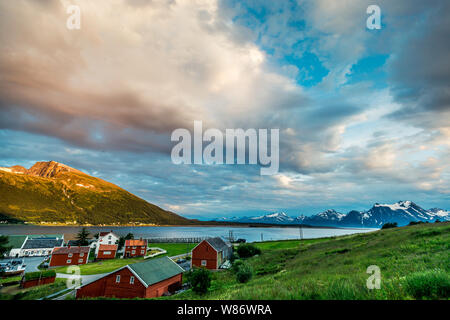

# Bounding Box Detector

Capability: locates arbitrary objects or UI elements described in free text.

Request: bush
[229,252,238,263]
[381,222,398,229]
[236,263,253,283]
[408,221,423,226]
[404,269,450,299]
[232,260,243,273]
[186,268,211,294]
[236,244,261,258]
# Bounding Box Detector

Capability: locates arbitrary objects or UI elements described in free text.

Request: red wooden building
[96,244,118,260]
[191,237,233,270]
[123,239,147,258]
[49,246,90,267]
[76,256,184,299]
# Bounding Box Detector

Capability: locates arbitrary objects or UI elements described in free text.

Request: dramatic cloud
[0,0,448,217]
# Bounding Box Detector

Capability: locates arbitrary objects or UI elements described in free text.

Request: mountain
[0,161,193,225]
[220,212,295,225]
[213,201,449,228]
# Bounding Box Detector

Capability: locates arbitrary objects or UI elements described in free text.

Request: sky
[0,0,449,219]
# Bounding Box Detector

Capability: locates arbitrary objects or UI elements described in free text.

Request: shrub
[404,269,450,299]
[186,268,211,294]
[408,221,423,226]
[381,222,398,229]
[236,243,261,258]
[229,252,238,263]
[236,263,253,283]
[232,260,243,273]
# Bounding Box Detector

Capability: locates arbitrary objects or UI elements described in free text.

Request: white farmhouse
[94,231,119,254]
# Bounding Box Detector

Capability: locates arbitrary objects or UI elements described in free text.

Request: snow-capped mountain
[296,209,345,227]
[216,212,295,224]
[213,201,449,228]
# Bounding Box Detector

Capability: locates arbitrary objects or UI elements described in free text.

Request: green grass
[165,222,449,300]
[53,242,197,275]
[0,275,21,285]
[0,278,67,300]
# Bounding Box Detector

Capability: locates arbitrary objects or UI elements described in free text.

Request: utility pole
[299,224,303,240]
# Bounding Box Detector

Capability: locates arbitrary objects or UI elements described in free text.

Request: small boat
[0,259,26,277]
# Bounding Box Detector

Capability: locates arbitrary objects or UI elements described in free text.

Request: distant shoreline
[0,222,377,230]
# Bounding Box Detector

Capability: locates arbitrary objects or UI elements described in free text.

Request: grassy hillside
[0,170,191,225]
[171,222,449,300]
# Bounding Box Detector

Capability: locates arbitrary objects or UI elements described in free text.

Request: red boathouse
[76,256,184,299]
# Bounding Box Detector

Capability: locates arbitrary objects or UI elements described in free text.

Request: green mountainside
[0,161,193,225]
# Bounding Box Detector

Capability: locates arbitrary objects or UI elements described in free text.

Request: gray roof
[206,237,231,252]
[128,256,184,287]
[22,238,64,249]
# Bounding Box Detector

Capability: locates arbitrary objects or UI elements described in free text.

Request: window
[132,246,136,249]
[104,251,111,255]
[78,259,83,263]
[132,250,136,254]
[67,259,72,264]
[68,253,73,258]
[140,250,144,254]
[108,241,111,244]
[130,276,135,284]
[201,260,207,266]
[116,275,120,283]
[80,253,84,257]
[108,235,111,239]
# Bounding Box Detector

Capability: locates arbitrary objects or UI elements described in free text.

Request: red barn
[191,237,233,270]
[123,239,147,258]
[96,244,118,260]
[49,246,90,267]
[76,256,184,299]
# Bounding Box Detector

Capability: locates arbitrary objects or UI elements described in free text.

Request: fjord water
[0,225,375,242]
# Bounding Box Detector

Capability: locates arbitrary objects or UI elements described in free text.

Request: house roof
[98,244,118,251]
[52,246,90,254]
[99,231,116,237]
[22,238,64,249]
[205,237,231,252]
[128,256,184,287]
[125,239,147,247]
[6,235,27,249]
[27,234,63,239]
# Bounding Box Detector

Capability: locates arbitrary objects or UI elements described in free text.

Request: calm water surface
[0,225,376,242]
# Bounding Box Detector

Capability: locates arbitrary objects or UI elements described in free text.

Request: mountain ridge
[214,201,450,228]
[0,161,194,226]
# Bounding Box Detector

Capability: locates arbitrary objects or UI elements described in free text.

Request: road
[56,272,106,285]
[0,256,45,273]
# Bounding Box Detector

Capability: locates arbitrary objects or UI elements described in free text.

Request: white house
[19,235,64,257]
[94,231,119,254]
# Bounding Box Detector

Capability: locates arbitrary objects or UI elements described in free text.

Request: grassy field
[167,222,449,300]
[53,242,197,275]
[0,278,67,300]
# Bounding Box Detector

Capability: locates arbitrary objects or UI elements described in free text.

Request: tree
[125,233,134,240]
[187,268,212,294]
[381,222,398,229]
[118,233,134,250]
[236,243,261,258]
[236,263,253,283]
[76,227,90,246]
[0,235,11,258]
